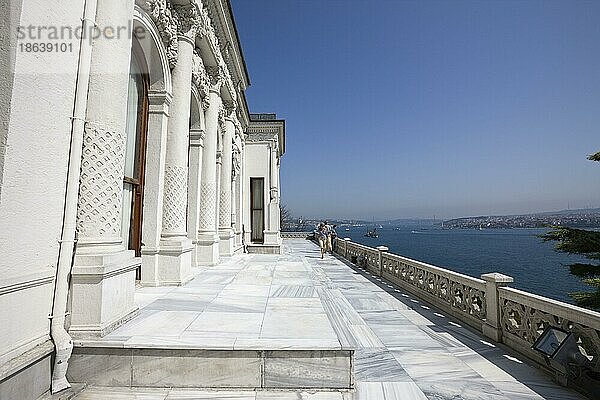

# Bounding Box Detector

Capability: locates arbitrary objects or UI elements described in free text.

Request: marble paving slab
[70,240,587,399]
[287,240,586,400]
[75,245,343,353]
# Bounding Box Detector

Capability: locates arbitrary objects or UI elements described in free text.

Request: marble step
[43,385,352,400]
[66,344,353,390]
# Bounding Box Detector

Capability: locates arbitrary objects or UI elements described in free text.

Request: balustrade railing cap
[376,246,389,251]
[344,238,351,241]
[481,272,514,283]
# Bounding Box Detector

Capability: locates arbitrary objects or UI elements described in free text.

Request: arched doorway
[122,39,149,280]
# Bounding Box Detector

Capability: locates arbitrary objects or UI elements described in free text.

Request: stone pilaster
[481,273,514,341]
[195,66,223,265]
[140,90,172,287]
[215,128,223,233]
[264,142,281,247]
[218,101,236,256]
[157,4,199,285]
[70,0,138,337]
[231,142,241,250]
[236,141,244,247]
[231,172,237,245]
[187,126,205,267]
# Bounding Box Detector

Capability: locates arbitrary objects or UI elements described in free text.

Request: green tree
[540,151,600,309]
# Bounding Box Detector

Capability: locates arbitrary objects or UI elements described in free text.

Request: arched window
[122,41,149,279]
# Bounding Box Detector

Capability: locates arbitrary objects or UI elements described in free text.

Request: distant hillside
[442,208,600,229]
[532,208,600,216]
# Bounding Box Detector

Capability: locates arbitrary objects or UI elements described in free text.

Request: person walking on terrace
[317,223,327,259]
[330,224,338,253]
[323,220,332,254]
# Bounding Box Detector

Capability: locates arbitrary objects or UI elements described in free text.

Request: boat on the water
[365,228,378,238]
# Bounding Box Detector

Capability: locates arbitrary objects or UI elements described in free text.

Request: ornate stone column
[215,126,223,234]
[157,4,198,285]
[232,142,242,248]
[70,0,139,337]
[195,66,223,265]
[187,50,209,267]
[237,140,245,246]
[187,125,205,267]
[230,171,237,244]
[218,101,236,256]
[264,141,281,247]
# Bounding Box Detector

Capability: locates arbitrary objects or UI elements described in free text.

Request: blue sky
[231,0,600,220]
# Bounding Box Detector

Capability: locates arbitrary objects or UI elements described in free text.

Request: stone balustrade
[330,237,600,389]
[381,251,487,330]
[344,241,379,271]
[499,286,600,379]
[280,231,314,239]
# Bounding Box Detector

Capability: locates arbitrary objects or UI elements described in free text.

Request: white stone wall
[0,0,84,383]
[0,0,276,396]
[243,143,271,243]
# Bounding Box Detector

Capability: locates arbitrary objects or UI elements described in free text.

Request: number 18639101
[19,42,73,53]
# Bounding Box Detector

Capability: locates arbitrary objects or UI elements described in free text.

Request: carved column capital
[137,0,178,68]
[192,49,210,108]
[172,2,201,42]
[222,100,236,119]
[218,103,227,133]
[206,65,224,92]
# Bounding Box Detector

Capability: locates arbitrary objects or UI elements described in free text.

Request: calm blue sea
[341,226,589,304]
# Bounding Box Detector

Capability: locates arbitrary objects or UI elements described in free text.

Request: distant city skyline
[231,0,600,220]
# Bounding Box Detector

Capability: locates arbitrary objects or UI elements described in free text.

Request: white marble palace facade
[0,0,284,397]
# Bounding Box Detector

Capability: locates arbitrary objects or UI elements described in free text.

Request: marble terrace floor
[69,239,586,400]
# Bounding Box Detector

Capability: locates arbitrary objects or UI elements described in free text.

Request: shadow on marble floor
[326,249,588,400]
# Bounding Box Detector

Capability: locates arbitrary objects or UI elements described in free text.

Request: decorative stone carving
[500,298,600,370]
[206,65,225,92]
[232,147,241,179]
[205,0,237,92]
[77,122,126,238]
[192,50,210,108]
[269,187,279,202]
[341,241,488,324]
[172,1,201,39]
[222,100,236,118]
[233,117,243,137]
[138,0,206,69]
[137,0,178,68]
[218,189,231,227]
[246,132,278,142]
[198,181,217,230]
[162,165,188,233]
[218,103,226,133]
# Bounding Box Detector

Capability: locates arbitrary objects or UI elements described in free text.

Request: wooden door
[250,178,264,243]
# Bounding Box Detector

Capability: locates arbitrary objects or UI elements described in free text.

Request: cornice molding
[246,132,277,143]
